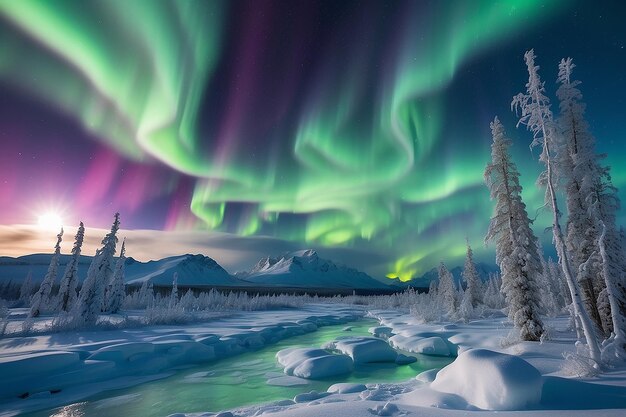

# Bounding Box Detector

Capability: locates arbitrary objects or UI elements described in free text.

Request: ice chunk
[430,349,542,410]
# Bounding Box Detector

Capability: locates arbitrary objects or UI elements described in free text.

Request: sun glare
[37,212,64,230]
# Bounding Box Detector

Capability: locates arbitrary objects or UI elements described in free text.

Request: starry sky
[0,0,625,279]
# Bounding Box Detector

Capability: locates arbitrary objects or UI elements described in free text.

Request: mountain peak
[293,249,318,258]
[239,250,389,289]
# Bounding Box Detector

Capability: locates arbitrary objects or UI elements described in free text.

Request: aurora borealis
[1,0,625,279]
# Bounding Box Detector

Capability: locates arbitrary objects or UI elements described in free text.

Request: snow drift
[429,348,543,410]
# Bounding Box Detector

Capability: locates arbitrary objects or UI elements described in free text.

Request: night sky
[0,0,625,279]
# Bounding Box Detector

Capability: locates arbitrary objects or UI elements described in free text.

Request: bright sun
[37,212,64,230]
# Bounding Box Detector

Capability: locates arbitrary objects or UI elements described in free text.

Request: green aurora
[2,0,625,279]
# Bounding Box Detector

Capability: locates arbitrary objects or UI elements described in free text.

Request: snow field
[2,306,626,417]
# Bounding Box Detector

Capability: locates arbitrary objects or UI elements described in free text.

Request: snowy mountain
[389,262,500,289]
[236,249,391,290]
[0,254,94,284]
[0,253,240,287]
[124,254,239,286]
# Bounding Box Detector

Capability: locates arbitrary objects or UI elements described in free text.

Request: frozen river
[26,319,451,417]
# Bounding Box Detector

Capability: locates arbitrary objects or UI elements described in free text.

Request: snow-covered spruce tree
[106,239,126,314]
[598,223,626,361]
[73,213,120,324]
[539,255,561,316]
[138,279,151,308]
[30,228,63,318]
[484,116,544,341]
[483,272,505,309]
[557,57,626,346]
[512,50,600,360]
[56,222,85,312]
[556,57,606,333]
[462,242,481,307]
[19,271,34,305]
[437,262,458,316]
[169,272,179,310]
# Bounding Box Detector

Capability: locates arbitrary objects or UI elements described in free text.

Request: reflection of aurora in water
[1,1,624,279]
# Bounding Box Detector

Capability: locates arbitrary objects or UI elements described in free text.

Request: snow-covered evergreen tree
[73,213,120,324]
[556,57,626,351]
[106,239,126,314]
[137,279,153,308]
[598,222,626,361]
[556,57,606,333]
[484,116,544,341]
[30,228,63,317]
[437,262,457,316]
[458,288,474,322]
[539,255,561,316]
[512,50,600,359]
[169,272,179,310]
[19,272,33,305]
[56,222,85,312]
[483,272,505,309]
[462,242,481,307]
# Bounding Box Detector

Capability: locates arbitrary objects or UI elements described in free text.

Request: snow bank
[430,349,543,410]
[276,347,353,379]
[0,351,80,376]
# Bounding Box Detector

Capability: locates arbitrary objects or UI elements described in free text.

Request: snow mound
[401,386,471,409]
[327,383,367,394]
[369,326,393,338]
[276,347,353,379]
[293,390,331,403]
[395,354,416,365]
[430,349,542,410]
[415,368,439,383]
[325,337,398,363]
[388,335,451,356]
[368,402,400,416]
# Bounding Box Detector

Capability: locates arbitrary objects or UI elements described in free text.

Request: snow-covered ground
[1,305,626,416]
